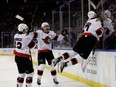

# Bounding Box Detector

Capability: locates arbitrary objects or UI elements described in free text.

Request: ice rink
[0,56,91,87]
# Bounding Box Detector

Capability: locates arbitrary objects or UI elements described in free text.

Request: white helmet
[104,10,111,18]
[18,23,28,32]
[87,11,96,19]
[41,22,50,28]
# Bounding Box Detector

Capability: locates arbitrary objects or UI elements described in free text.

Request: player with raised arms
[14,23,37,87]
[36,22,67,85]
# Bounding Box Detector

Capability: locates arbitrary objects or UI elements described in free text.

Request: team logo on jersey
[42,36,51,44]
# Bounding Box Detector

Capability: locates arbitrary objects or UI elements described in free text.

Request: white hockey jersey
[103,18,114,38]
[84,18,103,41]
[14,32,36,58]
[36,30,64,52]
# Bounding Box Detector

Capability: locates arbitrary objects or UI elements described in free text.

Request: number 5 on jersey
[15,42,22,49]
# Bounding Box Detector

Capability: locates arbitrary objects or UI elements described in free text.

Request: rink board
[0,48,116,87]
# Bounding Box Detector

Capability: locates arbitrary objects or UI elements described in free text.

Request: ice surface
[0,56,91,87]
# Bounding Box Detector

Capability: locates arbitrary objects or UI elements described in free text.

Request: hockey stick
[30,5,38,31]
[28,5,38,63]
[15,5,38,63]
[15,15,24,21]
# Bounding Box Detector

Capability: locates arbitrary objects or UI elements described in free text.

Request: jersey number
[16,42,22,49]
[85,22,91,31]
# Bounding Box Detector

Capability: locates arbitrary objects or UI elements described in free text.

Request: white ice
[0,56,91,87]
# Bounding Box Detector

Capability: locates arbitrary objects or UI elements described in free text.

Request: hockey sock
[50,66,57,79]
[50,66,59,84]
[26,72,34,87]
[17,77,24,87]
[26,77,33,87]
[37,64,45,80]
[62,50,77,60]
[17,73,25,87]
[67,54,83,66]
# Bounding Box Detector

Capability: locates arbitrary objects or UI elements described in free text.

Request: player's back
[14,33,33,55]
[84,19,101,32]
[84,18,103,40]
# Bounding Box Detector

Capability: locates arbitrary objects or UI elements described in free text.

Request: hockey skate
[59,61,68,73]
[37,78,41,85]
[52,56,63,67]
[53,78,59,84]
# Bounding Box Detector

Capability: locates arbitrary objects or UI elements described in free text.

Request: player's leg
[37,64,45,85]
[52,36,84,67]
[52,50,77,67]
[59,36,96,73]
[15,56,26,87]
[26,72,34,87]
[58,35,97,72]
[59,54,84,73]
[50,66,59,84]
[17,73,26,87]
[47,51,59,84]
[24,58,34,87]
[37,53,46,85]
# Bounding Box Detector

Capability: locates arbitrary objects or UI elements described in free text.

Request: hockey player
[14,23,37,87]
[52,11,103,73]
[36,22,66,85]
[103,10,115,39]
[103,10,116,48]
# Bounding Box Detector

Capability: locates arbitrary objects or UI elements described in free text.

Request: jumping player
[35,22,66,85]
[52,11,103,73]
[14,23,37,87]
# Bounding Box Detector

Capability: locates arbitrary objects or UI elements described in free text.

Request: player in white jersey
[102,10,116,48]
[14,23,37,87]
[52,11,103,72]
[35,22,66,85]
[103,10,115,39]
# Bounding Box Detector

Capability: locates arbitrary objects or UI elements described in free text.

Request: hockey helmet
[87,11,96,19]
[41,22,50,28]
[18,23,28,32]
[104,10,111,18]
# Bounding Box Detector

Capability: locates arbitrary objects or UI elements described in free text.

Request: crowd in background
[0,0,116,49]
